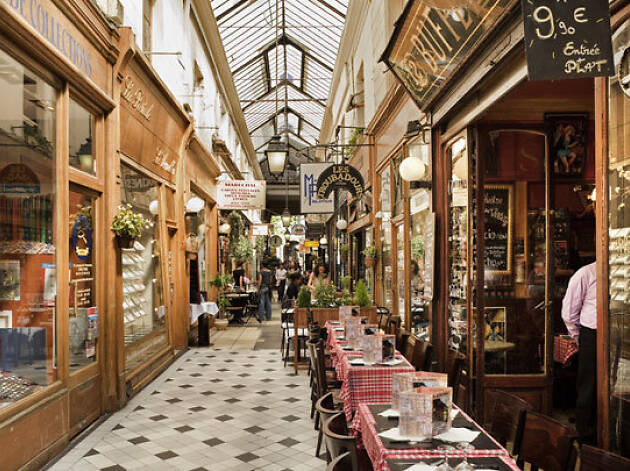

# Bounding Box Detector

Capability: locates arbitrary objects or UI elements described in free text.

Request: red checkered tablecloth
[356,403,515,471]
[554,336,578,366]
[383,456,520,471]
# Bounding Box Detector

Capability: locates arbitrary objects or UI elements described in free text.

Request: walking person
[561,261,597,445]
[276,262,287,303]
[257,261,273,323]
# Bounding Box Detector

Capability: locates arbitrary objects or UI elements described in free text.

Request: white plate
[376,358,403,366]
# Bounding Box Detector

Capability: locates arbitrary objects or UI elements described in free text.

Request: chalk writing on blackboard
[484,185,512,274]
[521,0,614,81]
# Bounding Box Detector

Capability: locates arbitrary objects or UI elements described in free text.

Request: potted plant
[353,279,371,308]
[314,280,337,308]
[363,245,377,268]
[297,286,312,308]
[340,243,349,262]
[210,273,233,330]
[111,204,149,249]
[233,237,254,264]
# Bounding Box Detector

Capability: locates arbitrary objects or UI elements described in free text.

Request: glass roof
[210,0,347,174]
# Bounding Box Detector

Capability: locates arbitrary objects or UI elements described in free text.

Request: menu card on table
[363,334,382,364]
[381,334,396,362]
[398,391,432,439]
[415,386,453,435]
[392,373,414,410]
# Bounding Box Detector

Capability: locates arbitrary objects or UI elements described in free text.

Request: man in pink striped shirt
[561,261,597,445]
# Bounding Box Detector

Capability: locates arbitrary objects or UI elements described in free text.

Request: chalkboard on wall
[484,185,513,275]
[521,0,614,81]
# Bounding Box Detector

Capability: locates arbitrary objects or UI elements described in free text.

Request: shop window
[396,223,405,322]
[0,50,57,407]
[380,167,393,311]
[119,165,166,356]
[608,20,630,455]
[393,153,404,217]
[68,188,97,370]
[69,99,95,175]
[447,134,469,354]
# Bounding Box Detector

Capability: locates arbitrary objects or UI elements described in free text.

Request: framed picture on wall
[545,112,588,178]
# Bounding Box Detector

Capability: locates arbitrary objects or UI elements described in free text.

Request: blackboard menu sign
[521,0,614,80]
[484,185,512,275]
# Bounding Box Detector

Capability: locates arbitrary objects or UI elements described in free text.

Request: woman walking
[257,261,273,323]
[275,262,287,303]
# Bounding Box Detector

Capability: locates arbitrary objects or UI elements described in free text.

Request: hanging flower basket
[115,234,136,249]
[365,256,376,268]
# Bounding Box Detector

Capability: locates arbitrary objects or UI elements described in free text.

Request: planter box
[295,307,339,326]
[360,307,377,324]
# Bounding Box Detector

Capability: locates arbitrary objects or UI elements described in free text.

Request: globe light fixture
[319,235,328,246]
[265,135,288,174]
[149,199,159,215]
[400,141,427,182]
[219,222,231,235]
[185,196,205,213]
[336,219,348,231]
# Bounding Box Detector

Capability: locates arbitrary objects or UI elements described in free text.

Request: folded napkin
[336,336,346,340]
[378,427,427,442]
[334,328,345,331]
[450,409,460,421]
[401,464,435,471]
[377,358,403,366]
[434,427,480,443]
[378,408,400,418]
[349,358,365,365]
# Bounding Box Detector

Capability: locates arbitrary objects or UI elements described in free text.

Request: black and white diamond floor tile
[48,349,325,471]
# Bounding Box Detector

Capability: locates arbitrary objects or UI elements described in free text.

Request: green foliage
[111,204,149,238]
[344,127,364,160]
[255,236,267,255]
[297,286,312,308]
[341,275,352,290]
[411,236,425,260]
[337,289,353,306]
[228,212,243,252]
[217,296,231,310]
[314,281,336,308]
[353,280,371,307]
[362,245,377,258]
[233,237,254,263]
[210,273,233,289]
[340,243,349,255]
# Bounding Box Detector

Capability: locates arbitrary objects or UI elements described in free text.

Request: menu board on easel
[484,185,512,275]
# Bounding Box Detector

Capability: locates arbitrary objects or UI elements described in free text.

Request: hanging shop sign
[252,224,269,236]
[291,224,306,236]
[305,240,320,248]
[217,180,266,210]
[316,164,364,201]
[521,0,614,80]
[300,163,334,214]
[380,0,514,110]
[269,235,283,248]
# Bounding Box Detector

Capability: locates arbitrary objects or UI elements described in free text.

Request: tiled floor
[48,327,323,470]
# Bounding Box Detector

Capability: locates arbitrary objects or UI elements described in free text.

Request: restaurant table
[355,403,516,471]
[385,456,520,471]
[325,321,415,420]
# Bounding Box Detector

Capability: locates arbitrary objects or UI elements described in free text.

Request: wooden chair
[484,389,533,448]
[376,306,390,330]
[312,339,341,430]
[386,315,401,335]
[580,444,630,470]
[316,392,341,458]
[412,339,433,372]
[323,412,373,470]
[513,411,577,471]
[395,329,410,357]
[326,452,352,471]
[446,349,465,405]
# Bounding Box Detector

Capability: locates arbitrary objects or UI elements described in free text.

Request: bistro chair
[376,306,390,330]
[243,291,259,325]
[326,451,352,471]
[513,410,577,471]
[580,444,630,470]
[323,412,373,470]
[283,309,308,367]
[316,391,342,458]
[386,315,401,335]
[484,389,533,449]
[309,339,341,429]
[446,349,466,405]
[395,328,410,356]
[410,339,433,372]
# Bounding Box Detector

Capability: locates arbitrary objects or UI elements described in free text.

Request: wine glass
[435,449,454,471]
[454,442,475,471]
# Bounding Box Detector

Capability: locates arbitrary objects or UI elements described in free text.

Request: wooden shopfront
[0,0,119,468]
[112,28,191,402]
[381,0,609,423]
[183,134,220,343]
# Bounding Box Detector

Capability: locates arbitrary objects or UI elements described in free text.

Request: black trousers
[576,325,597,445]
[277,280,286,302]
